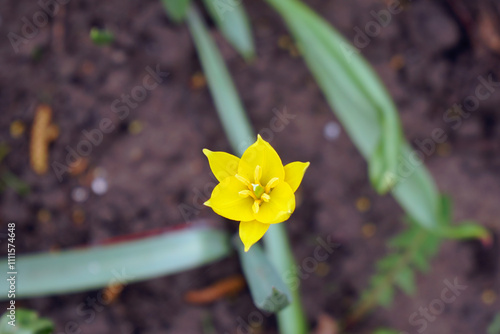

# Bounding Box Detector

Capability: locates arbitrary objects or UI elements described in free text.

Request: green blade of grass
[0,225,230,300]
[202,0,255,60]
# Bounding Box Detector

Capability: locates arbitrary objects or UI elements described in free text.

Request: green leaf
[186,6,254,156]
[375,283,394,307]
[90,27,114,46]
[412,251,430,272]
[201,0,255,60]
[0,309,54,334]
[264,224,308,334]
[394,267,416,295]
[267,0,401,195]
[161,0,191,23]
[0,226,231,299]
[376,254,399,271]
[233,236,291,313]
[373,329,401,334]
[488,313,500,334]
[266,0,490,241]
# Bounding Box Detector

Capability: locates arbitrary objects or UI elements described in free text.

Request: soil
[0,0,499,333]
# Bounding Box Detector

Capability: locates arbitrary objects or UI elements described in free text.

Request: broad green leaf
[186,6,253,156]
[0,226,230,299]
[0,309,54,334]
[202,0,255,60]
[161,0,191,22]
[233,236,291,313]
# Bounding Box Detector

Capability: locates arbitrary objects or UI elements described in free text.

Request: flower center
[236,165,279,214]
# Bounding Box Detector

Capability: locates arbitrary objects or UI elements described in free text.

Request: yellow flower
[203,135,310,252]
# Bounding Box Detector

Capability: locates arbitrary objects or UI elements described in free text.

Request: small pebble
[190,72,206,90]
[356,197,371,212]
[323,121,341,141]
[37,209,51,223]
[91,176,108,195]
[437,143,451,157]
[482,289,497,305]
[315,262,330,277]
[390,54,406,70]
[71,187,89,203]
[72,208,86,225]
[362,223,376,238]
[128,120,143,135]
[10,120,25,138]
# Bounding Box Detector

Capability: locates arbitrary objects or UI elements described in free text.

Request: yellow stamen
[238,190,253,198]
[265,177,280,193]
[252,200,261,214]
[235,174,251,187]
[254,165,262,184]
[261,193,271,202]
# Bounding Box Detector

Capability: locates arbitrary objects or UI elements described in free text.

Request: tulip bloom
[203,135,309,251]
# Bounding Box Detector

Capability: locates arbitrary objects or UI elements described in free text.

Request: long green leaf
[0,226,230,299]
[265,224,308,334]
[186,6,254,155]
[202,0,255,60]
[234,236,291,312]
[265,0,489,241]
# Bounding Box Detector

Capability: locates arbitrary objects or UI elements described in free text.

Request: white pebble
[91,177,108,195]
[323,121,341,141]
[71,187,89,203]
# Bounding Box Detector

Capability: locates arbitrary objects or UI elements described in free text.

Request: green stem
[265,224,308,334]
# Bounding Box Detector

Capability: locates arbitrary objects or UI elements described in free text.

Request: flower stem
[187,6,307,333]
[264,224,308,334]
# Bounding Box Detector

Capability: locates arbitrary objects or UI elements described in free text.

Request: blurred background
[0,0,499,333]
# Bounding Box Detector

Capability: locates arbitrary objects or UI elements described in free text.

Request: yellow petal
[239,220,270,252]
[208,175,255,221]
[203,149,240,182]
[254,182,295,224]
[238,135,285,186]
[284,161,310,193]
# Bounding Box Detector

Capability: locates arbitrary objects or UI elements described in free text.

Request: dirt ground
[0,0,499,333]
